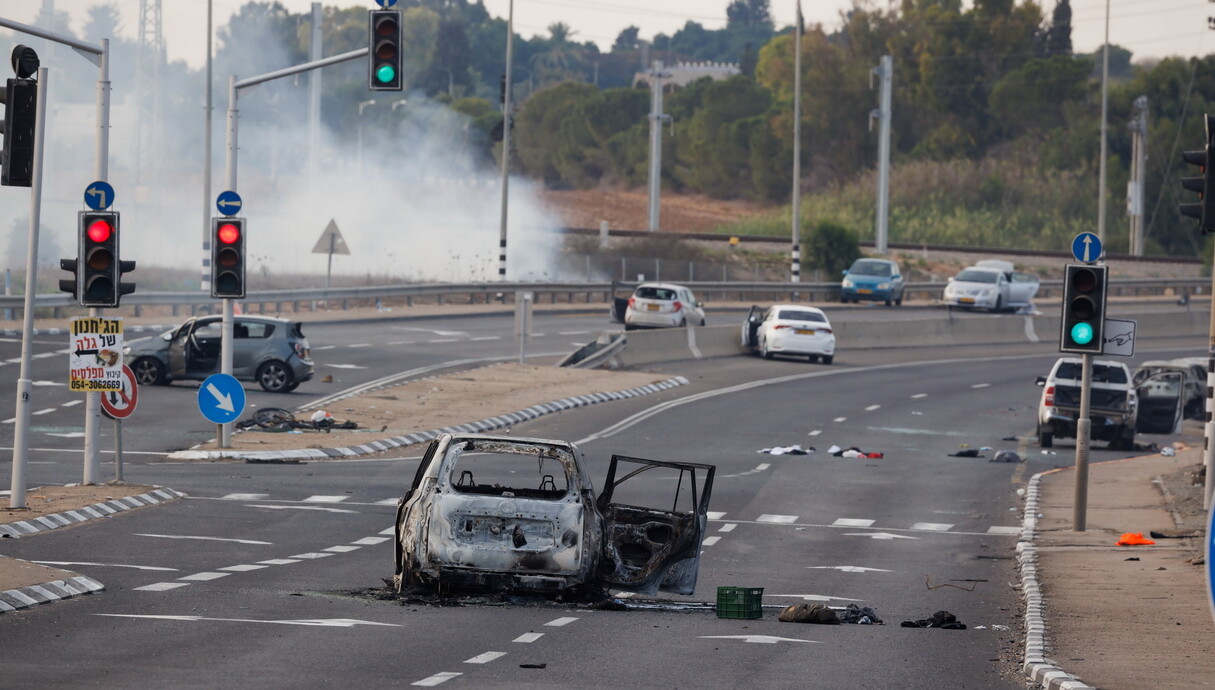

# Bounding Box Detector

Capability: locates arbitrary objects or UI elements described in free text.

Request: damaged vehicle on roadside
[393,433,715,597]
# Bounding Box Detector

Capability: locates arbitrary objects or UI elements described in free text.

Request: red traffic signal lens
[86,248,113,271]
[376,40,398,60]
[87,219,112,243]
[375,15,398,36]
[1070,267,1097,294]
[217,223,241,245]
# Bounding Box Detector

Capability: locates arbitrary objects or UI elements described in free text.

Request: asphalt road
[0,306,1202,688]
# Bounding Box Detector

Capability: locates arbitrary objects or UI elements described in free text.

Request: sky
[3,0,1213,70]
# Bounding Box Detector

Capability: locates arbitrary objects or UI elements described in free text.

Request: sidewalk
[1025,448,1215,689]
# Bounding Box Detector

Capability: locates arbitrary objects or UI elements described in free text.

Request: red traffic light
[87,218,112,243]
[217,223,241,245]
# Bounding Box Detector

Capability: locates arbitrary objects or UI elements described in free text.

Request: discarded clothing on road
[838,603,883,625]
[948,449,982,458]
[1115,532,1155,546]
[778,603,839,624]
[900,610,967,629]
[758,445,812,455]
[826,445,883,459]
[989,450,1022,463]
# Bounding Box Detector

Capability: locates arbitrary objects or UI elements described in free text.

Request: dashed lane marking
[513,633,544,643]
[833,417,846,423]
[707,512,726,520]
[347,343,372,348]
[247,505,357,514]
[290,553,334,560]
[987,526,1022,535]
[178,572,230,582]
[808,430,822,436]
[911,393,928,399]
[133,582,190,592]
[864,404,880,411]
[911,522,954,531]
[62,399,82,407]
[219,564,268,572]
[545,617,578,627]
[302,495,350,503]
[807,566,893,573]
[258,559,300,566]
[135,533,272,545]
[352,537,390,545]
[413,672,462,687]
[379,527,394,536]
[32,408,55,415]
[832,519,874,528]
[702,536,721,546]
[324,545,360,553]
[757,514,799,524]
[718,523,737,533]
[35,561,178,572]
[221,493,270,501]
[971,383,990,389]
[464,652,506,664]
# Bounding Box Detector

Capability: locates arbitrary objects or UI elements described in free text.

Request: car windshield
[777,310,826,323]
[849,260,892,277]
[447,440,572,500]
[955,269,998,284]
[1056,362,1128,384]
[635,286,677,300]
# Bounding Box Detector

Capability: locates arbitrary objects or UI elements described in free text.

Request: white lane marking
[32,408,55,416]
[324,545,360,553]
[428,338,458,344]
[5,357,20,363]
[62,399,83,407]
[702,536,721,546]
[464,652,506,664]
[248,505,356,514]
[757,514,798,524]
[258,559,300,565]
[718,523,737,533]
[545,617,578,627]
[303,495,350,503]
[699,635,818,645]
[971,383,990,389]
[767,593,863,602]
[513,632,544,643]
[707,511,726,520]
[96,614,400,628]
[987,526,1022,535]
[911,393,928,399]
[133,582,190,592]
[32,352,56,359]
[178,572,230,582]
[347,343,372,348]
[807,430,822,437]
[470,336,500,341]
[1,418,14,424]
[558,331,590,336]
[386,340,413,346]
[290,553,334,559]
[911,522,954,532]
[833,417,846,423]
[135,533,272,545]
[864,404,880,411]
[315,345,337,350]
[807,566,893,573]
[219,564,268,572]
[34,561,177,572]
[379,527,395,536]
[868,426,966,436]
[326,363,367,370]
[843,532,919,540]
[221,493,269,500]
[45,433,86,438]
[832,518,874,528]
[352,537,390,545]
[375,499,399,505]
[720,463,770,478]
[412,672,462,687]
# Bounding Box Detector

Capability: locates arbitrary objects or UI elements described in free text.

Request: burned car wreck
[393,433,715,596]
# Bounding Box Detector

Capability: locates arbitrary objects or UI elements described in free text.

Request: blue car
[840,258,904,306]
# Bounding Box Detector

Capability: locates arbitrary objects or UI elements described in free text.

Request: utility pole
[1127,96,1148,256]
[308,3,322,202]
[647,60,671,232]
[790,2,803,284]
[202,0,213,292]
[1097,0,1110,242]
[872,55,893,255]
[497,0,514,281]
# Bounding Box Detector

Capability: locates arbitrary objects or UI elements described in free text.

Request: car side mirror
[1035,376,1046,386]
[841,269,849,276]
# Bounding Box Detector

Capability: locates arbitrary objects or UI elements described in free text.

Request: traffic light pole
[8,67,48,510]
[1073,353,1093,531]
[0,19,111,488]
[220,48,368,447]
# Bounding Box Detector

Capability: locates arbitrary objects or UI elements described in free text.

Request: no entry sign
[100,365,138,420]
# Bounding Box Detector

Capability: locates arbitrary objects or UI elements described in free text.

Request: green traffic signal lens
[375,64,396,84]
[1070,321,1094,346]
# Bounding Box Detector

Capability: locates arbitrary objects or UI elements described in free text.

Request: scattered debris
[1149,529,1201,539]
[779,603,839,624]
[1115,532,1155,546]
[237,407,358,433]
[989,450,1022,463]
[925,576,985,591]
[826,445,883,458]
[1125,557,1140,561]
[758,445,812,455]
[838,603,883,625]
[519,663,547,669]
[900,610,967,629]
[1161,447,1176,457]
[949,449,983,458]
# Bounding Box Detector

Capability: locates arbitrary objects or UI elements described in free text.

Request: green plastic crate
[716,586,763,619]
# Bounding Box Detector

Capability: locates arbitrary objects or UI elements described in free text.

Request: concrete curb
[0,488,186,540]
[168,376,691,462]
[1018,473,1095,690]
[0,573,105,615]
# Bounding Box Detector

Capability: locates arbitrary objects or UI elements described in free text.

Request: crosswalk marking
[832,518,874,527]
[134,582,190,592]
[910,522,954,532]
[290,553,334,559]
[352,537,390,545]
[324,545,360,553]
[221,493,269,501]
[757,514,798,524]
[303,495,350,503]
[178,572,230,582]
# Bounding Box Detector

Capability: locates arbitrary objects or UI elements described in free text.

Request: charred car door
[597,455,715,596]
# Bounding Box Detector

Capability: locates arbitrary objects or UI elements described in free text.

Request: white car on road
[741,304,835,363]
[623,283,706,330]
[943,260,1039,312]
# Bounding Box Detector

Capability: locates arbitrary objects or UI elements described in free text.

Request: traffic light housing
[368,10,402,91]
[1180,114,1215,233]
[211,217,246,299]
[1,76,37,187]
[75,211,134,308]
[1060,263,1108,354]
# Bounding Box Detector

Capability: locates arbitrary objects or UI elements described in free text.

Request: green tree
[806,221,862,277]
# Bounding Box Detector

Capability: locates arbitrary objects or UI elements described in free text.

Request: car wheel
[993,296,1004,313]
[131,357,166,386]
[256,360,295,393]
[700,317,706,327]
[1038,426,1053,448]
[807,354,819,363]
[679,318,687,328]
[895,292,903,306]
[884,295,893,307]
[761,338,773,360]
[840,294,849,304]
[283,380,301,392]
[821,355,834,365]
[624,323,636,331]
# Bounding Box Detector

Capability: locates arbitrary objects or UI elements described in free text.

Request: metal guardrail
[0,277,1206,319]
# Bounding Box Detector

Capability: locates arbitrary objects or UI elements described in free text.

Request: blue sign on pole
[1071,232,1103,264]
[375,0,397,6]
[216,190,243,217]
[197,373,246,425]
[83,181,115,211]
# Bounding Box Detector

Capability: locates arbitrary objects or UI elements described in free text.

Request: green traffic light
[1070,321,1094,346]
[375,64,396,84]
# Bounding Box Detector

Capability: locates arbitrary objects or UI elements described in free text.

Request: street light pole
[498,0,514,281]
[358,99,376,178]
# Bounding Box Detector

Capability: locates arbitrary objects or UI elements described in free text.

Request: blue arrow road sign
[1071,232,1103,263]
[216,190,243,217]
[84,181,115,211]
[375,0,398,6]
[197,373,246,424]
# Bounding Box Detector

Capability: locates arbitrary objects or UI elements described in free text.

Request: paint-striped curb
[0,573,105,615]
[0,488,186,540]
[169,376,691,462]
[1018,473,1095,690]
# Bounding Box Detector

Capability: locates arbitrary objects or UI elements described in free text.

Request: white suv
[1036,357,1137,449]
